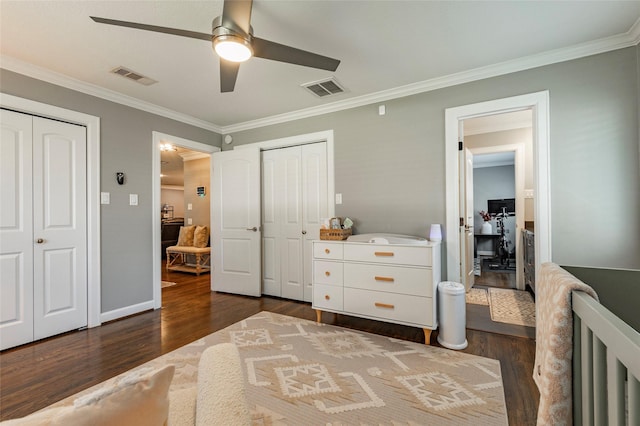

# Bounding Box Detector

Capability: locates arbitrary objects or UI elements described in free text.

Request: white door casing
[0,109,34,349]
[445,91,551,284]
[460,147,475,291]
[0,110,88,350]
[32,117,87,339]
[212,148,261,297]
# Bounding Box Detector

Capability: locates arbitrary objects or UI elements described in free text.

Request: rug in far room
[50,312,508,425]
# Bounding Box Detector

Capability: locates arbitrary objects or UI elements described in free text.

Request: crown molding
[221,27,640,133]
[0,55,222,134]
[3,18,638,136]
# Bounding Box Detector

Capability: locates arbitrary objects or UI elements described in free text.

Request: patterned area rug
[51,312,508,425]
[466,288,489,306]
[488,288,536,327]
[161,280,176,288]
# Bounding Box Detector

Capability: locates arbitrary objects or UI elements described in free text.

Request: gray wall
[473,165,516,254]
[0,69,221,313]
[226,47,640,270]
[225,47,640,318]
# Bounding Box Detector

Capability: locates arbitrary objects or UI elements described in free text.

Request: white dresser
[312,238,441,344]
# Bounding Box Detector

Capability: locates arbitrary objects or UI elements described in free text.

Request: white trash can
[437,281,468,350]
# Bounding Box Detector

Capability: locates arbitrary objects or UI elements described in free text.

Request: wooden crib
[572,291,640,425]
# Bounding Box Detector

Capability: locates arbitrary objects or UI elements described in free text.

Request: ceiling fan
[91,0,340,93]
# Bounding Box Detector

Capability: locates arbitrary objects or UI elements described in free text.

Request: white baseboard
[477,251,495,257]
[100,300,155,323]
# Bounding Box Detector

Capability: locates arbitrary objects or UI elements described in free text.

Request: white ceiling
[2,1,639,132]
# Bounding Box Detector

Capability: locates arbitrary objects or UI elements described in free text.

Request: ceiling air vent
[302,77,346,98]
[110,66,157,86]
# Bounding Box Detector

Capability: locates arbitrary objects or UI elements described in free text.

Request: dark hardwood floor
[1,267,539,424]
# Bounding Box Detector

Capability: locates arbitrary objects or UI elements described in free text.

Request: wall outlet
[187,218,193,225]
[129,194,138,206]
[187,203,193,210]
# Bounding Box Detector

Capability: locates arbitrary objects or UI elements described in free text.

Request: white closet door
[0,110,35,350]
[32,117,87,340]
[302,143,328,302]
[280,147,304,300]
[261,150,280,296]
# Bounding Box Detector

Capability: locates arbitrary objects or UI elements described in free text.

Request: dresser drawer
[344,244,431,266]
[313,283,344,311]
[344,263,432,296]
[343,287,433,327]
[313,260,344,286]
[313,242,344,260]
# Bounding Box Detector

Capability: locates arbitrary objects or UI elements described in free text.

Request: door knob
[246,227,258,232]
[302,230,307,235]
[36,238,45,244]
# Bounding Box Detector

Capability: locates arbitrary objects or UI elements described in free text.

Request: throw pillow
[176,225,195,246]
[193,226,209,248]
[1,365,175,426]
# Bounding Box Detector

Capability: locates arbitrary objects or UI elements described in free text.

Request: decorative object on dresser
[312,234,441,344]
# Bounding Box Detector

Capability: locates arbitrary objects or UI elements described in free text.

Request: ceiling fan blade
[252,38,340,72]
[221,0,253,35]
[220,60,241,92]
[90,16,212,41]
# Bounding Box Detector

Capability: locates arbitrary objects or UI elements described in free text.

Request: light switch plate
[187,203,193,210]
[335,193,343,205]
[187,218,193,225]
[100,192,110,205]
[129,194,138,206]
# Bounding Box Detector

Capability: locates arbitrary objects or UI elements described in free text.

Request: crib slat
[606,351,625,426]
[630,376,640,426]
[573,315,583,425]
[592,337,607,425]
[581,324,594,425]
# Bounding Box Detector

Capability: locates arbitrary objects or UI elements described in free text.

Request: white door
[212,148,261,297]
[1,110,35,350]
[301,143,328,302]
[32,117,87,339]
[261,150,280,296]
[0,111,87,350]
[460,147,475,291]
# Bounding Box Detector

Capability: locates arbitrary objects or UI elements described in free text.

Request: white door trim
[234,130,336,218]
[151,132,220,309]
[469,143,526,290]
[445,91,551,285]
[0,92,101,328]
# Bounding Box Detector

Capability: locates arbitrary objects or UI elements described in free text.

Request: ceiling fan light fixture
[213,35,253,62]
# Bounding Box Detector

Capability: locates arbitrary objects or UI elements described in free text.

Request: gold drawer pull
[325,271,331,277]
[375,302,395,309]
[325,248,331,254]
[374,251,394,257]
[325,295,331,300]
[375,276,394,282]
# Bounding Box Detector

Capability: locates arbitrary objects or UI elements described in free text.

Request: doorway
[445,91,551,289]
[151,132,219,309]
[463,111,530,291]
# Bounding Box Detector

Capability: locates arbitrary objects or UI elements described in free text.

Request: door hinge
[460,217,464,226]
[458,141,463,151]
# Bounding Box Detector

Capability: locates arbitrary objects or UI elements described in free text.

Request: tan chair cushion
[193,226,209,248]
[177,225,196,246]
[166,246,210,254]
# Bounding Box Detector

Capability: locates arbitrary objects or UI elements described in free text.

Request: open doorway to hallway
[462,110,533,291]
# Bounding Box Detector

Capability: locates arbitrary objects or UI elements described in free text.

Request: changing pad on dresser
[346,233,429,245]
